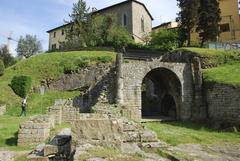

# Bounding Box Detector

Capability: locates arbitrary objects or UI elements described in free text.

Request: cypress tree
[177,0,199,47]
[197,0,221,47]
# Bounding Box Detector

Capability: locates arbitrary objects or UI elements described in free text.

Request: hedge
[10,76,32,98]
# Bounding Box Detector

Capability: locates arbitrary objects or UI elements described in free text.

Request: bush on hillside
[10,76,32,98]
[75,57,90,68]
[97,56,113,63]
[150,29,179,51]
[60,60,78,74]
[0,59,5,76]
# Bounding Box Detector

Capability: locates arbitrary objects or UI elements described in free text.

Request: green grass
[179,47,240,57]
[144,122,240,146]
[0,115,33,151]
[0,51,115,115]
[203,62,240,86]
[175,48,240,85]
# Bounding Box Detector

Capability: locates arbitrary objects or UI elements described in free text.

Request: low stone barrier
[0,105,6,116]
[17,115,55,146]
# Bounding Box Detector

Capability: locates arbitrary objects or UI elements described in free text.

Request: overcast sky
[0,0,179,55]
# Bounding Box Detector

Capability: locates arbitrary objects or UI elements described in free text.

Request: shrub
[107,26,133,48]
[60,60,78,74]
[10,76,32,98]
[97,56,113,63]
[75,57,90,68]
[0,59,5,76]
[150,29,179,51]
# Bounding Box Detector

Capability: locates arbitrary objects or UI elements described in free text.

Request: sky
[0,0,179,55]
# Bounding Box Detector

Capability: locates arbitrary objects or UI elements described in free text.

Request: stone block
[43,145,58,156]
[27,154,49,161]
[71,119,123,143]
[140,130,158,142]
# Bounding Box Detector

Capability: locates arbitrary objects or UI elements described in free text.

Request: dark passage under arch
[141,68,181,119]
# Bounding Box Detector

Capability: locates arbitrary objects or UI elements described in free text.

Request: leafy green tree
[197,0,221,47]
[0,59,4,76]
[63,0,133,50]
[0,45,16,67]
[150,29,179,51]
[16,35,42,58]
[177,0,199,47]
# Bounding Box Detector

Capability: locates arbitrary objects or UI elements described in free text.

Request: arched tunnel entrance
[141,68,182,119]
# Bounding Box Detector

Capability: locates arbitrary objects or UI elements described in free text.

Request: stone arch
[120,58,193,121]
[141,67,182,119]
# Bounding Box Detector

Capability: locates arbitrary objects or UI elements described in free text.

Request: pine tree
[177,0,199,47]
[197,0,221,47]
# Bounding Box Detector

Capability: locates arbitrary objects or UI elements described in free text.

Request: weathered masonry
[115,53,199,121]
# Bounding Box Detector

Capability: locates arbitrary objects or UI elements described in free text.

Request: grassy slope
[145,122,240,146]
[179,48,240,86]
[0,51,115,150]
[0,51,115,115]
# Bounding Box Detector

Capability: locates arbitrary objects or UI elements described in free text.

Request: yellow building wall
[191,0,240,43]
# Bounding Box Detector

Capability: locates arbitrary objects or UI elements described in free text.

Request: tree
[197,0,221,47]
[0,59,4,76]
[16,35,42,58]
[0,45,16,67]
[63,0,133,50]
[150,29,179,51]
[177,0,199,47]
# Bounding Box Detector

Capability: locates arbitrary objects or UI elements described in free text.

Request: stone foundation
[17,115,55,146]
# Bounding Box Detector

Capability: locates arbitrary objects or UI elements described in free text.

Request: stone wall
[17,115,55,146]
[0,105,6,116]
[205,83,240,127]
[49,63,113,91]
[118,56,194,121]
[48,99,81,124]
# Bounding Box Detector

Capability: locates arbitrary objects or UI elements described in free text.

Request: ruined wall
[118,57,194,121]
[205,83,240,127]
[49,63,113,91]
[17,115,55,146]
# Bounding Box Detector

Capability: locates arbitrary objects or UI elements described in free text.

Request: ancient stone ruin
[17,50,240,160]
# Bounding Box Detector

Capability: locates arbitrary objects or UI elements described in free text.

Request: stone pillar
[192,57,206,120]
[116,53,124,104]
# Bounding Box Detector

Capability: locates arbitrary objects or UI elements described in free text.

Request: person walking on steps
[20,97,27,117]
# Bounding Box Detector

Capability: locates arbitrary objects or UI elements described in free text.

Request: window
[220,23,230,32]
[52,44,57,50]
[53,32,56,38]
[62,29,65,35]
[141,16,145,32]
[122,14,127,27]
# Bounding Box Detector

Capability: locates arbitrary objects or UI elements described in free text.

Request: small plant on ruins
[0,59,5,76]
[97,56,113,63]
[75,57,90,68]
[10,76,32,98]
[60,59,78,74]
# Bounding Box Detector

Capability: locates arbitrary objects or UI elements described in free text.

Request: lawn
[144,121,240,146]
[0,115,32,151]
[203,62,240,86]
[175,48,240,86]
